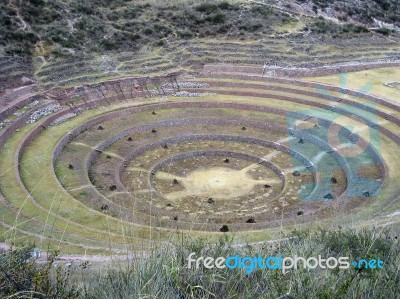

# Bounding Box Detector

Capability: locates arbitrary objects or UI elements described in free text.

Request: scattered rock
[27,103,61,124]
[50,113,77,126]
[219,225,229,232]
[21,76,34,84]
[172,179,179,184]
[162,82,210,89]
[101,204,109,211]
[174,91,215,97]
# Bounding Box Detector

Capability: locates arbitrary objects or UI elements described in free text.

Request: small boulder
[246,217,256,223]
[293,170,300,177]
[219,225,229,232]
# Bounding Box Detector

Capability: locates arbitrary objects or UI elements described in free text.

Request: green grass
[2,92,399,251]
[306,68,400,103]
[2,227,399,298]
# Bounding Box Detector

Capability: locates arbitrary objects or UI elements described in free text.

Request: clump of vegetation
[375,27,393,35]
[0,245,79,298]
[310,17,370,35]
[1,0,397,58]
[312,0,400,26]
[1,228,399,298]
[80,228,400,298]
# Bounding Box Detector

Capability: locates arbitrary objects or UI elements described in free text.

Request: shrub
[0,245,79,298]
[195,3,218,13]
[205,13,226,24]
[375,27,392,35]
[178,30,193,39]
[251,5,272,16]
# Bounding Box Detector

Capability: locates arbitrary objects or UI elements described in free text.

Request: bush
[178,30,194,39]
[205,13,226,24]
[195,3,218,13]
[251,5,272,16]
[375,27,392,35]
[0,245,79,298]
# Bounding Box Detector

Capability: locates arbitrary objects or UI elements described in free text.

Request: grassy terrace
[28,36,400,90]
[305,67,400,104]
[0,80,396,251]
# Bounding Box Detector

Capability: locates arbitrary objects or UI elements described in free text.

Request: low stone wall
[0,94,42,121]
[201,73,400,113]
[203,61,400,78]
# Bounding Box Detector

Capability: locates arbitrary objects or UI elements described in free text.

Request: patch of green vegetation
[0,0,281,56]
[2,228,399,298]
[375,27,393,35]
[0,246,79,298]
[309,17,370,36]
[312,0,400,26]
